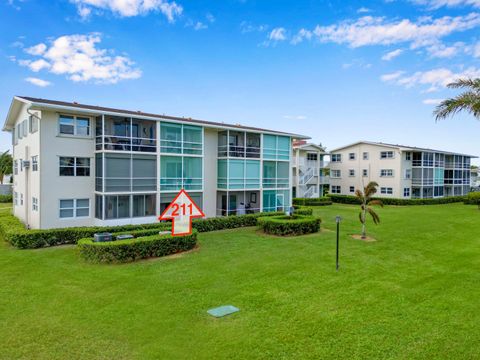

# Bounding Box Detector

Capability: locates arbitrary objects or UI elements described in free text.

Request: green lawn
[1,203,479,359]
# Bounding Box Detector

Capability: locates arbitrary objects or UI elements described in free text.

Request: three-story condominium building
[3,96,308,229]
[329,141,476,199]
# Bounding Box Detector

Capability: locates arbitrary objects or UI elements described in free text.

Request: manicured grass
[1,204,479,359]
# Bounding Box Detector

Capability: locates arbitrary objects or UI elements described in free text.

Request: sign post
[158,189,205,236]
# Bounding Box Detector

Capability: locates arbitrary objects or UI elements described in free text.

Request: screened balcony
[95,115,156,153]
[218,130,260,158]
[216,191,260,216]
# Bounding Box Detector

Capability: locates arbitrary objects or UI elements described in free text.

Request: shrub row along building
[3,96,476,229]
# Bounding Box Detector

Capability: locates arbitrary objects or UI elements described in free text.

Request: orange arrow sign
[158,189,205,236]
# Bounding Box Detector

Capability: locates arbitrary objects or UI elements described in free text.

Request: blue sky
[1,0,480,163]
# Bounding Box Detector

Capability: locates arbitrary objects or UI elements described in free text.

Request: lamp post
[335,216,341,271]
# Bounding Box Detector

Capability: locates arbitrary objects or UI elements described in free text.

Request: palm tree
[0,151,13,185]
[434,78,480,121]
[354,181,383,239]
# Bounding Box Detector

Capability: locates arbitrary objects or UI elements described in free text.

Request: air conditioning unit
[22,160,30,168]
[93,233,113,242]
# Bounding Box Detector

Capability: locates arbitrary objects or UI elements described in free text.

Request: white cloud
[240,21,268,34]
[19,34,141,84]
[70,0,183,21]
[472,42,480,57]
[194,21,207,30]
[25,43,47,56]
[291,29,313,45]
[206,13,215,23]
[381,67,480,91]
[411,0,480,9]
[380,70,405,82]
[283,115,307,120]
[357,7,371,13]
[311,13,480,48]
[25,77,52,87]
[382,48,403,60]
[423,98,443,105]
[426,41,466,58]
[269,27,287,41]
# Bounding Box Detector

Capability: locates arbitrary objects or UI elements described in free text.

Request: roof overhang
[3,96,310,140]
[2,96,29,131]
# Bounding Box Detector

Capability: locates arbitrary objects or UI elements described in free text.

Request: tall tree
[434,78,480,121]
[0,151,13,184]
[355,181,383,239]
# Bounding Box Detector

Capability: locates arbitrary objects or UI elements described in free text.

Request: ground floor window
[160,192,202,215]
[349,186,355,193]
[32,197,38,211]
[380,187,393,195]
[263,190,290,212]
[133,194,156,217]
[14,192,18,206]
[331,185,341,194]
[403,188,410,197]
[59,198,89,218]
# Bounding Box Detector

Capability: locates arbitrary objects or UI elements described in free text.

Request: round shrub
[257,215,321,236]
[464,192,480,205]
[77,230,197,263]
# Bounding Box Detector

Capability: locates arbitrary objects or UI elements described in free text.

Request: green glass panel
[229,159,245,189]
[263,190,276,212]
[277,162,289,188]
[246,160,260,189]
[277,136,290,160]
[263,134,277,159]
[184,157,202,190]
[183,125,202,155]
[160,123,182,153]
[263,161,276,188]
[160,156,182,190]
[217,159,227,188]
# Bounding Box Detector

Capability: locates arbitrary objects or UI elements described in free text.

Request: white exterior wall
[203,128,218,217]
[40,110,95,229]
[329,143,405,198]
[12,103,41,228]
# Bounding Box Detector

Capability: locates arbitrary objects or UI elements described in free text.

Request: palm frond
[446,78,480,90]
[364,181,379,197]
[434,91,480,121]
[368,199,384,207]
[354,189,364,199]
[367,207,380,225]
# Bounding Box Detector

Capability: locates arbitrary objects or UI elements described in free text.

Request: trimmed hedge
[464,192,480,205]
[293,207,314,216]
[327,194,468,206]
[1,210,284,249]
[78,231,197,263]
[292,197,332,206]
[0,194,12,203]
[257,215,321,236]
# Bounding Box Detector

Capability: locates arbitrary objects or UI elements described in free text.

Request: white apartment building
[329,141,475,199]
[292,141,329,198]
[3,96,308,229]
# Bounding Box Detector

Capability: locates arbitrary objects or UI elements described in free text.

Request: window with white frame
[363,169,368,177]
[29,115,39,133]
[32,197,38,211]
[363,152,369,160]
[380,151,394,159]
[14,160,18,175]
[59,115,90,136]
[59,199,90,218]
[17,123,22,139]
[32,156,38,171]
[380,187,393,195]
[59,157,90,176]
[331,169,341,178]
[331,185,341,193]
[405,169,411,179]
[349,153,356,160]
[14,192,18,206]
[405,152,411,161]
[349,186,355,193]
[349,169,355,176]
[331,154,342,162]
[307,153,318,161]
[380,169,394,177]
[20,193,23,205]
[403,188,410,197]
